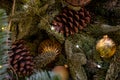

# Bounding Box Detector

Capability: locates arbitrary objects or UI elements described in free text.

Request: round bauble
[35,39,61,69]
[52,65,69,80]
[96,35,116,58]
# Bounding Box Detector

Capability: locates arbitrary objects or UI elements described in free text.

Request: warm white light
[97,64,101,68]
[51,26,55,30]
[76,45,79,48]
[2,27,5,30]
[23,4,28,9]
[0,65,2,68]
[1,27,8,31]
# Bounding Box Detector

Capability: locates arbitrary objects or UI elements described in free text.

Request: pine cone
[35,39,61,69]
[65,0,91,7]
[52,7,91,37]
[8,40,34,76]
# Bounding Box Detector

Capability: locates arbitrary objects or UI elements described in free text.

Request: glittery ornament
[38,39,61,54]
[96,35,116,58]
[35,39,61,69]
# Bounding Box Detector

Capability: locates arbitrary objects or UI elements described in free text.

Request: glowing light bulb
[97,64,101,68]
[51,26,55,30]
[2,27,5,30]
[76,45,79,48]
[0,65,2,68]
[23,4,28,9]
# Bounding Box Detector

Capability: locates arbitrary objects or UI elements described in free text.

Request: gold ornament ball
[96,35,116,58]
[52,65,69,80]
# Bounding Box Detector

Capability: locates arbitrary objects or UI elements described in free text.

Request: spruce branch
[0,9,11,80]
[65,39,88,80]
[105,46,120,80]
[26,71,61,80]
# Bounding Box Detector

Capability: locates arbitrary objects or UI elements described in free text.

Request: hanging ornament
[8,40,34,76]
[52,65,69,80]
[35,39,61,69]
[96,35,116,58]
[52,7,91,37]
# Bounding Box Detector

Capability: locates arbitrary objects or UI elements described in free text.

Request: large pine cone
[35,39,61,69]
[65,0,91,7]
[8,40,34,76]
[52,7,91,37]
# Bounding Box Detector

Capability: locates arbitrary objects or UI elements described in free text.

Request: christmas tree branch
[65,39,88,80]
[8,0,16,31]
[105,46,120,80]
[0,9,11,80]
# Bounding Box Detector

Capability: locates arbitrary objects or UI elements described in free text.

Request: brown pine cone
[52,7,91,37]
[65,0,91,7]
[8,40,34,77]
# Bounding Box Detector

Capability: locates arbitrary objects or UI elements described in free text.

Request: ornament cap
[64,64,68,68]
[103,35,108,38]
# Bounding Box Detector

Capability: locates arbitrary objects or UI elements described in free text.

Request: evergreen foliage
[0,9,11,80]
[26,71,61,80]
[0,0,120,80]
